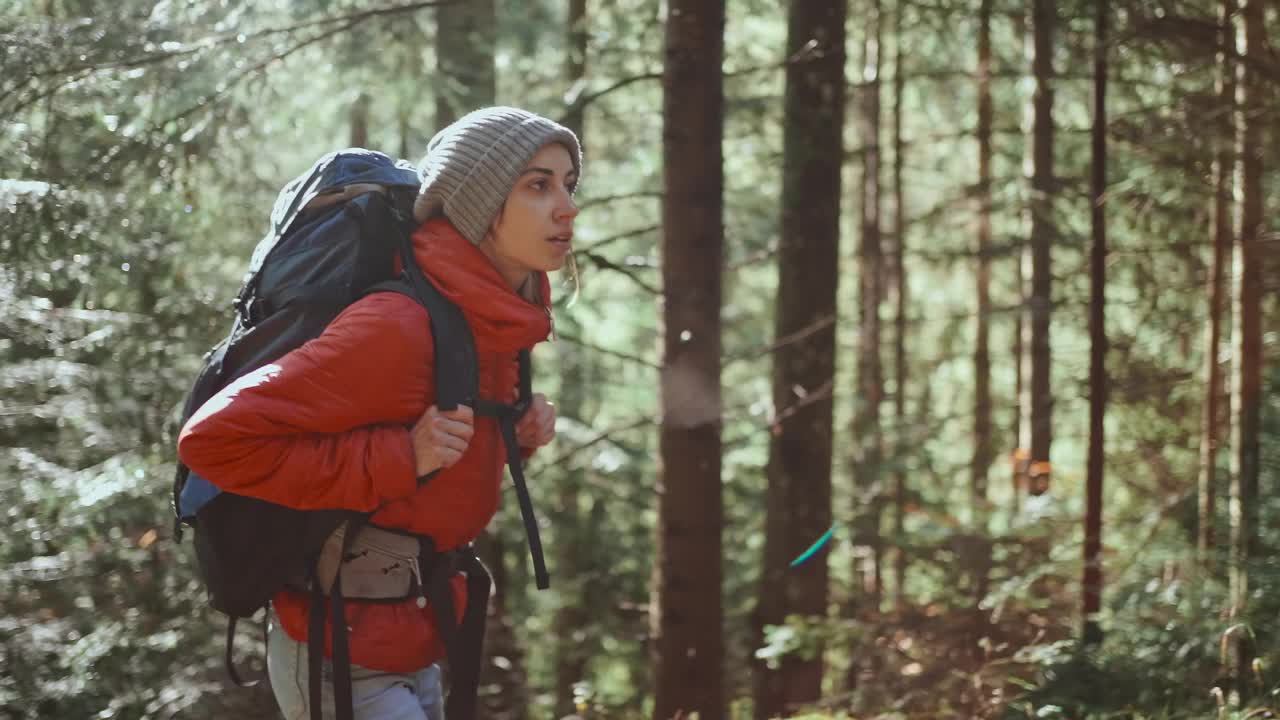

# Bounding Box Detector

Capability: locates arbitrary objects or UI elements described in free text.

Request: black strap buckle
[511,394,532,420]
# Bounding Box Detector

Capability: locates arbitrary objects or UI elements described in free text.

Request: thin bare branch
[534,414,656,471]
[725,314,836,364]
[556,38,825,121]
[573,224,660,254]
[575,250,660,295]
[555,332,659,369]
[576,192,663,212]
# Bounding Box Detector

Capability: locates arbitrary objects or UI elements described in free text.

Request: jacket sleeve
[177,292,435,512]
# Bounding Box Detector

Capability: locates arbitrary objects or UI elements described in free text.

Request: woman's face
[481,143,579,291]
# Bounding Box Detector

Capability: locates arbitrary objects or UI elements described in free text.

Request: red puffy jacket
[177,217,552,672]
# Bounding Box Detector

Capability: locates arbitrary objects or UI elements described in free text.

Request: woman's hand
[411,405,475,477]
[516,393,556,449]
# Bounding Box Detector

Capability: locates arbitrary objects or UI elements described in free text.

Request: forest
[2,0,1279,718]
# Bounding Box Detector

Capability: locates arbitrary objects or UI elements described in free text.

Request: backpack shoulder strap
[363,233,479,412]
[516,348,533,412]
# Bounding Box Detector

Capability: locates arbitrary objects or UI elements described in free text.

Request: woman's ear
[482,200,507,246]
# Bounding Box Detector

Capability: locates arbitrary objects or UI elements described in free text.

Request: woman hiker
[178,105,582,719]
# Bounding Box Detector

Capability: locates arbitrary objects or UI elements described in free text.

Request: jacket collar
[411,218,552,354]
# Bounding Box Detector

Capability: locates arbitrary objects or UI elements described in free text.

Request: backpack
[171,149,549,720]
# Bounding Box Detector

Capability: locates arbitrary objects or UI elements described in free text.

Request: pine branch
[159,18,364,128]
[3,0,459,115]
[28,0,459,80]
[0,68,94,118]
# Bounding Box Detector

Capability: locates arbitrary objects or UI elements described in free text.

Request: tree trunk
[1011,7,1029,515]
[350,92,370,148]
[652,2,725,718]
[1025,0,1056,497]
[435,0,497,127]
[753,0,845,716]
[399,109,412,163]
[974,0,994,522]
[553,2,592,716]
[561,0,588,138]
[1228,0,1264,701]
[1198,0,1236,566]
[848,0,884,694]
[1082,0,1108,647]
[972,0,993,517]
[969,0,996,640]
[890,0,908,613]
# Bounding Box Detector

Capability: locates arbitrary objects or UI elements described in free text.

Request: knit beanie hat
[413,106,583,245]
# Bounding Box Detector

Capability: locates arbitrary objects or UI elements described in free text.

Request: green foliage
[991,363,1280,720]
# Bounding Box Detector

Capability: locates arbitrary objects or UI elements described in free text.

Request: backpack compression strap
[307,513,374,720]
[420,541,491,720]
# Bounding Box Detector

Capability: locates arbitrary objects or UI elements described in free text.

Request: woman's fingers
[441,405,474,423]
[437,448,462,468]
[438,407,474,434]
[433,429,469,454]
[515,401,556,448]
[411,405,476,474]
[539,402,556,443]
[436,416,474,441]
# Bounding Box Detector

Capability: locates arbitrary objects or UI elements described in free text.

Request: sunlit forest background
[3,0,1279,718]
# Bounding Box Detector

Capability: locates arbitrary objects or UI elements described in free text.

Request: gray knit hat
[413,106,583,245]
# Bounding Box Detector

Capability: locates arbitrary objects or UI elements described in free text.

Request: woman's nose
[556,193,579,222]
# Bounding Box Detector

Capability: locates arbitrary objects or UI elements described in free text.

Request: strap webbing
[302,535,498,720]
[444,552,492,720]
[308,516,371,720]
[329,573,353,718]
[473,350,548,590]
[223,615,264,688]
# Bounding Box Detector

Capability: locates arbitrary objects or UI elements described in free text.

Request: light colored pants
[267,620,446,720]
